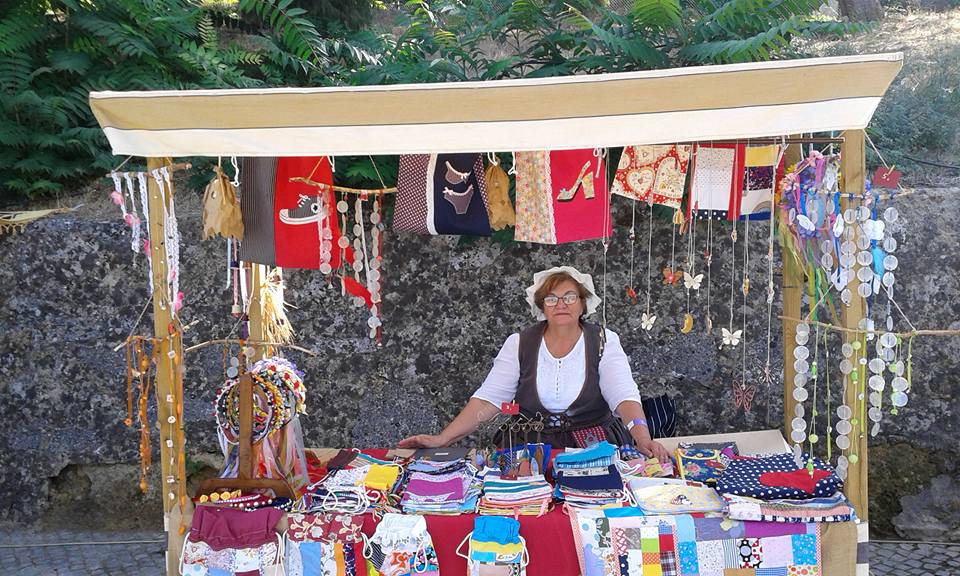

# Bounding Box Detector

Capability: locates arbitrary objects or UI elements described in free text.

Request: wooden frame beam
[840,131,870,522]
[145,157,187,576]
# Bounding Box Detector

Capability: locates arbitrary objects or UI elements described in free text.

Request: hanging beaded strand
[368,156,389,343]
[336,191,350,297]
[368,191,384,343]
[123,172,142,255]
[136,172,154,293]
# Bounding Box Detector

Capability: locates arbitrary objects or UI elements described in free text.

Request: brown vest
[513,321,631,448]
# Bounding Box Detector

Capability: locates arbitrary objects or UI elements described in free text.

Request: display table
[303,444,861,576]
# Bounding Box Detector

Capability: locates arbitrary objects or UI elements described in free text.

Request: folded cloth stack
[617,445,674,478]
[301,461,389,514]
[477,468,553,516]
[552,441,625,508]
[724,491,857,523]
[716,452,844,500]
[401,458,480,515]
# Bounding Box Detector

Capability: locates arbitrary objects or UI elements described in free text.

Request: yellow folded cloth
[364,464,400,492]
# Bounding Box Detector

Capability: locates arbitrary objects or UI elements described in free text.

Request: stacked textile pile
[401,458,480,515]
[717,452,854,523]
[477,468,553,516]
[301,450,404,514]
[553,441,625,508]
[617,445,675,479]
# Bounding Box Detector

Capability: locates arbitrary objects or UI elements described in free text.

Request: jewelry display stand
[197,373,294,498]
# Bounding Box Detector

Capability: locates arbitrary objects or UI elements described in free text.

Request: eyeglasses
[543,292,580,307]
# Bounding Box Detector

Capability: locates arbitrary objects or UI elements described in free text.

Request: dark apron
[499,321,632,449]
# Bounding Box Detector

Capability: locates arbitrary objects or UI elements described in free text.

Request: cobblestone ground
[870,541,960,576]
[0,530,166,576]
[2,530,960,575]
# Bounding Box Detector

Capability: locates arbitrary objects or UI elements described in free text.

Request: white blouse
[471,329,642,414]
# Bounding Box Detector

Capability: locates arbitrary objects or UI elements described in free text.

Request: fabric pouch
[202,166,244,240]
[364,513,439,576]
[181,506,284,576]
[484,160,515,230]
[676,446,728,485]
[513,149,610,244]
[457,516,528,576]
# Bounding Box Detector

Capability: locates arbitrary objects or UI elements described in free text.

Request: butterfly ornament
[683,272,703,291]
[641,311,657,331]
[733,382,757,413]
[720,328,742,348]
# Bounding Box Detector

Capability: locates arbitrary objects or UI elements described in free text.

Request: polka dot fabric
[717,453,843,501]
[393,154,431,235]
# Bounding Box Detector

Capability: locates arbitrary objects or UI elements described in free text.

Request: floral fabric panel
[612,145,692,209]
[514,151,556,244]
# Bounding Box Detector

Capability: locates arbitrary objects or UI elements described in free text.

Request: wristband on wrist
[626,417,648,432]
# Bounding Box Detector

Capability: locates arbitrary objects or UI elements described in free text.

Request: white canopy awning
[89,53,902,158]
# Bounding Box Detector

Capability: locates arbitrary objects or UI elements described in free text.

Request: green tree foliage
[0,0,377,202]
[0,0,859,202]
[349,0,862,85]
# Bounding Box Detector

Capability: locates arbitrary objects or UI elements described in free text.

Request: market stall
[88,52,906,576]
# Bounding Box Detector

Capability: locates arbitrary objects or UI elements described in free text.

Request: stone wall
[1,187,957,539]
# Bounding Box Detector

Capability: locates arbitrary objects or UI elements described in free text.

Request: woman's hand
[636,438,672,464]
[398,434,447,449]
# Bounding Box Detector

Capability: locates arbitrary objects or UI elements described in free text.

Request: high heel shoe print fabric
[394,153,492,236]
[514,148,610,245]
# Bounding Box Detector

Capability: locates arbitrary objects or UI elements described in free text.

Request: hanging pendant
[680,313,694,334]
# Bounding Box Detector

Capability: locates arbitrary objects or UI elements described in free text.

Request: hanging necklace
[680,206,701,334]
[705,211,714,334]
[641,200,657,331]
[626,198,639,305]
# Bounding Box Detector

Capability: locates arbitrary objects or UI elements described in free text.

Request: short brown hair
[534,272,589,313]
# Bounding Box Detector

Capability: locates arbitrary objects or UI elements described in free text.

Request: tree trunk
[838,0,883,21]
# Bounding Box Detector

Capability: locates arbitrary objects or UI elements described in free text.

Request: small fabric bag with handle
[456,517,529,576]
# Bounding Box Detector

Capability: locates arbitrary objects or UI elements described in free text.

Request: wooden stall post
[781,141,805,437]
[248,263,268,359]
[840,131,870,522]
[145,157,187,576]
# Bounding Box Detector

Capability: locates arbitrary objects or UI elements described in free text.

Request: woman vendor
[399,266,670,462]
